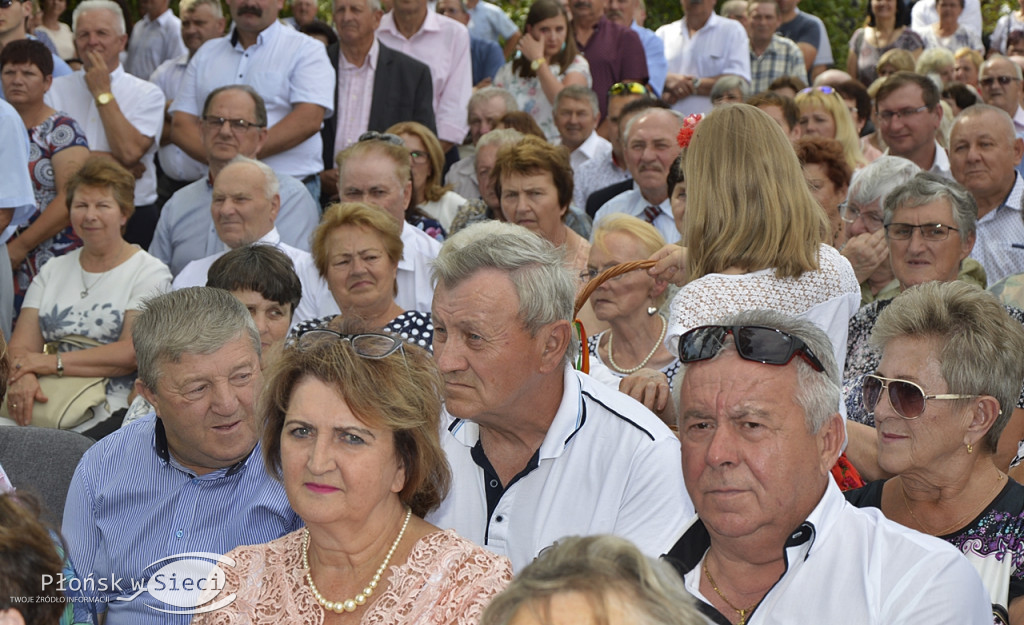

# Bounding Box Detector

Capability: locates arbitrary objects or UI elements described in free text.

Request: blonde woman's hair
[795,87,866,169]
[386,121,452,203]
[683,104,826,281]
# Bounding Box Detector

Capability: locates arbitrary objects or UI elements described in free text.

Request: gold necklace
[899,471,1005,536]
[702,558,756,625]
[302,506,411,614]
[606,314,667,374]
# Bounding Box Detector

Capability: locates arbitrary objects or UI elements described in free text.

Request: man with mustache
[169,0,334,204]
[427,221,691,572]
[593,106,682,244]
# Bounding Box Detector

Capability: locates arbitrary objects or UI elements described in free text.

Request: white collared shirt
[376,11,472,144]
[172,227,339,326]
[592,185,679,244]
[883,140,951,180]
[427,365,693,572]
[655,13,751,116]
[665,480,991,624]
[970,172,1024,284]
[397,222,440,313]
[170,21,335,178]
[570,132,613,209]
[46,65,165,206]
[125,9,187,79]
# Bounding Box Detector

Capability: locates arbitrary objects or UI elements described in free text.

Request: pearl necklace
[606,314,667,374]
[302,506,411,614]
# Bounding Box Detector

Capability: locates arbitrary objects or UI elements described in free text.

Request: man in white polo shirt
[664,310,989,624]
[427,221,692,571]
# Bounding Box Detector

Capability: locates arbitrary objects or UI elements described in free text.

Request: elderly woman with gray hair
[842,172,1024,480]
[845,280,1024,624]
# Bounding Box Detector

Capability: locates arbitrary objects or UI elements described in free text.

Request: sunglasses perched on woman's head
[678,325,826,373]
[861,374,979,420]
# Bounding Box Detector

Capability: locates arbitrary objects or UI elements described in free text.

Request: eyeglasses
[295,329,405,359]
[609,81,650,96]
[979,75,1020,88]
[839,201,884,228]
[884,222,960,240]
[201,116,264,132]
[876,105,930,124]
[862,374,978,419]
[677,325,826,373]
[409,150,428,163]
[579,266,626,282]
[358,131,404,146]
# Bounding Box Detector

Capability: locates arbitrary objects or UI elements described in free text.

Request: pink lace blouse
[190,529,513,625]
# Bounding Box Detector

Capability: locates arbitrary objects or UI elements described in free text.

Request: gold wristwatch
[531,58,546,71]
[96,92,115,106]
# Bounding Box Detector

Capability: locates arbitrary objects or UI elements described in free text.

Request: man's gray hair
[432,222,579,365]
[710,75,751,102]
[622,107,685,145]
[202,84,268,128]
[180,0,224,18]
[133,288,260,391]
[847,155,920,209]
[673,309,840,434]
[883,171,977,243]
[72,0,126,35]
[225,155,279,201]
[468,87,518,121]
[555,85,600,118]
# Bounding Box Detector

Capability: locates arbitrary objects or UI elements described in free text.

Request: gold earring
[967,443,974,454]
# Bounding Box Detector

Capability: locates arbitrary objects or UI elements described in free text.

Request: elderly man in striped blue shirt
[62,288,300,625]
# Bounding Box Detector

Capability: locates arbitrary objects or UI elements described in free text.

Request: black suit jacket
[585,178,633,218]
[321,41,436,170]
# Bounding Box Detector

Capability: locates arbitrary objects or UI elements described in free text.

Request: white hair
[72,0,126,35]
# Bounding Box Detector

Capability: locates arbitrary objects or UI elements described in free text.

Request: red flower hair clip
[676,113,703,148]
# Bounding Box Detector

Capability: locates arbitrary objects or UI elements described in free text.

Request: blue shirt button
[175,530,183,539]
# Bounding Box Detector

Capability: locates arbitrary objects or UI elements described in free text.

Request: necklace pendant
[80,289,88,298]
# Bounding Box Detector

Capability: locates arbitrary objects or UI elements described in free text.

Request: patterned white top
[666,244,860,382]
[494,55,592,143]
[22,248,171,407]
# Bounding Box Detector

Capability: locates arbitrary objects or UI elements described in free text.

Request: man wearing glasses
[664,310,990,625]
[151,85,320,276]
[874,72,949,178]
[978,55,1024,137]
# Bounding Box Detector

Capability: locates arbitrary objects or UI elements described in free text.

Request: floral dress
[849,27,925,87]
[494,55,592,142]
[12,112,88,317]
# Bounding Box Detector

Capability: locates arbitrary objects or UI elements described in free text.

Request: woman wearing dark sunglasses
[192,325,513,624]
[845,280,1024,625]
[841,173,1021,477]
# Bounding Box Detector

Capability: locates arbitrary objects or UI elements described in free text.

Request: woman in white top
[34,0,74,61]
[494,0,590,142]
[6,158,171,427]
[655,104,860,382]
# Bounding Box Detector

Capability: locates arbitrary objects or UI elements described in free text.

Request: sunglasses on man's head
[861,374,979,420]
[677,325,826,373]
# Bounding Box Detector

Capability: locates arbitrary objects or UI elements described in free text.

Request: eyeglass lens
[862,375,925,418]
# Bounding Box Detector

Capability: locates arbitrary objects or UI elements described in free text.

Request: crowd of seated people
[6,0,1024,622]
